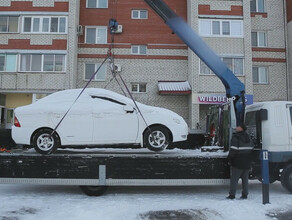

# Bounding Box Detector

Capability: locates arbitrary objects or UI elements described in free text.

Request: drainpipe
[283,0,290,101]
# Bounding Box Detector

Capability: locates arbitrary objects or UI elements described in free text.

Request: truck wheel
[144,126,170,152]
[33,129,60,155]
[280,164,292,193]
[80,186,108,196]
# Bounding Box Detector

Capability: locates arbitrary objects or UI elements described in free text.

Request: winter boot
[240,195,247,199]
[226,194,235,200]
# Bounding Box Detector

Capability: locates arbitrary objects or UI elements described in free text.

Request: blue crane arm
[144,0,245,125]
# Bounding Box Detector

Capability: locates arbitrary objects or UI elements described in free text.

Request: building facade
[0,0,80,128]
[287,0,292,99]
[77,0,190,125]
[0,0,290,131]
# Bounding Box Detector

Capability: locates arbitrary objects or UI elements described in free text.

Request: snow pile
[0,181,291,220]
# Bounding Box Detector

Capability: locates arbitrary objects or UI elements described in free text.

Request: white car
[12,88,188,154]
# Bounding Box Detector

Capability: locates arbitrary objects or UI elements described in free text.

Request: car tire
[280,164,292,193]
[80,186,108,196]
[144,126,171,152]
[32,128,60,155]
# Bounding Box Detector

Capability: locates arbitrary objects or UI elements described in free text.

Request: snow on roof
[158,81,192,95]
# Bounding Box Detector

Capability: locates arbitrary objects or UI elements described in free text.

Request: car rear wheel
[32,128,60,155]
[144,126,171,152]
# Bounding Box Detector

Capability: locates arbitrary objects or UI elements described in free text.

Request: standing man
[226,124,254,199]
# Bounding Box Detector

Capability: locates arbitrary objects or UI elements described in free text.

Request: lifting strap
[106,16,155,144]
[107,57,155,144]
[52,14,156,145]
[51,56,110,136]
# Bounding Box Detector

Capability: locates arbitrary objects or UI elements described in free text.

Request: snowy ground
[0,181,291,220]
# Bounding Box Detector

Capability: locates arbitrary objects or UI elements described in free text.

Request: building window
[86,0,108,8]
[252,32,267,47]
[85,63,106,81]
[0,16,18,33]
[132,10,148,19]
[200,57,244,75]
[253,67,268,84]
[32,94,49,103]
[200,60,214,75]
[250,0,265,13]
[131,83,146,93]
[20,54,66,72]
[199,19,243,37]
[85,26,107,44]
[22,16,67,33]
[43,55,66,71]
[131,45,147,55]
[0,54,17,72]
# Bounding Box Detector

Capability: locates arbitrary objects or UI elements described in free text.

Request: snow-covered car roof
[15,88,180,118]
[37,88,133,105]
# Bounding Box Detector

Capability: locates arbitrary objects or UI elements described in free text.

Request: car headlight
[173,118,181,124]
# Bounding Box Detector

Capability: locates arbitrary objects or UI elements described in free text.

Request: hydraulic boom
[143,0,246,125]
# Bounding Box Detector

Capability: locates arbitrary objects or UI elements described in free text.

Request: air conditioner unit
[77,25,83,35]
[113,25,123,34]
[114,64,122,72]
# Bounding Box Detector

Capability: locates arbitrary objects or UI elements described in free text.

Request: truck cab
[245,101,292,192]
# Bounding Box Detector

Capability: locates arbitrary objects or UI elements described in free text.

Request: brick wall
[77,0,190,124]
[77,58,189,122]
[251,0,288,101]
[79,0,186,46]
[0,0,78,92]
[287,0,292,22]
[287,0,292,100]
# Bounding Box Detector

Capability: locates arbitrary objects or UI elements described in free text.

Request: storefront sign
[192,93,253,105]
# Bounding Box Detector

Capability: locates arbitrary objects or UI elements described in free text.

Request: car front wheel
[32,128,60,154]
[144,126,171,152]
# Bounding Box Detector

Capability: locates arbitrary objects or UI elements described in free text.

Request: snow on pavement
[0,181,291,220]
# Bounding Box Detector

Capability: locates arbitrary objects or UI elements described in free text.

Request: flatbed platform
[0,148,230,186]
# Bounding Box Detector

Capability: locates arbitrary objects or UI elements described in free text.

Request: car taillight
[14,116,21,127]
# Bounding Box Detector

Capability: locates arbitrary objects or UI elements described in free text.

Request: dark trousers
[229,166,249,197]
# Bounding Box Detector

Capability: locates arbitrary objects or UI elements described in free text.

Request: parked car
[12,88,188,154]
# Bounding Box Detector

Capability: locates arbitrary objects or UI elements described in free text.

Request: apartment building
[188,0,288,129]
[0,0,79,128]
[250,0,287,102]
[0,0,289,131]
[77,0,190,124]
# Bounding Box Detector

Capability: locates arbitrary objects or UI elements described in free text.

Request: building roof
[158,81,192,95]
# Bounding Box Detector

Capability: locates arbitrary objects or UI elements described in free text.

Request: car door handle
[54,114,62,118]
[93,113,103,118]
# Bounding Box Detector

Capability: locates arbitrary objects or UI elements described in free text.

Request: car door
[50,99,93,144]
[91,96,139,144]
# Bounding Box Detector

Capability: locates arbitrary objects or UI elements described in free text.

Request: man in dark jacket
[226,124,254,199]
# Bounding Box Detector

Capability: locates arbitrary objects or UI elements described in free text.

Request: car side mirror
[123,105,134,113]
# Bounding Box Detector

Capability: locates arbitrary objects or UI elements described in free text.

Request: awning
[158,81,192,95]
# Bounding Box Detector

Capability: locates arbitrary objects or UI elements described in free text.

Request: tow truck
[1,0,292,196]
